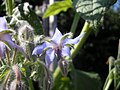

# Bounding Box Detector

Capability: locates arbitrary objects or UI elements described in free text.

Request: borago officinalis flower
[32,28,84,67]
[0,17,24,59]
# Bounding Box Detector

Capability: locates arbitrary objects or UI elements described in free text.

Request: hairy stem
[12,48,17,64]
[5,0,14,15]
[6,48,11,65]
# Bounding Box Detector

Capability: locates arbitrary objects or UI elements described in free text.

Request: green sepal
[65,44,74,49]
[61,32,73,42]
[0,29,15,35]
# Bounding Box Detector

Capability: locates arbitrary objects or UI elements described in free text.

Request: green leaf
[43,0,72,18]
[73,0,117,27]
[70,69,101,90]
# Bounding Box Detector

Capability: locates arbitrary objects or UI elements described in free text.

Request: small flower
[32,28,84,67]
[0,17,24,59]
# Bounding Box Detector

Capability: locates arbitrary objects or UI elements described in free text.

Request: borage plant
[0,0,118,90]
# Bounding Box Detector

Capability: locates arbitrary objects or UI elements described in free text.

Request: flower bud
[58,59,68,76]
[9,65,25,90]
[17,21,34,59]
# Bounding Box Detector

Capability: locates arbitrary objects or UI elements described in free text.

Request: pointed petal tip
[51,28,63,44]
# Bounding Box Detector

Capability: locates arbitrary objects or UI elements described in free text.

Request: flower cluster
[32,28,84,67]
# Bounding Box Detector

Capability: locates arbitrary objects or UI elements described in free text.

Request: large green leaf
[43,0,72,18]
[73,0,117,27]
[70,69,101,90]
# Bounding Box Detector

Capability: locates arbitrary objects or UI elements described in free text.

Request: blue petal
[0,17,8,31]
[0,42,6,59]
[61,46,71,57]
[63,33,85,45]
[32,43,46,55]
[45,49,55,67]
[0,34,24,54]
[51,28,63,44]
[32,42,53,55]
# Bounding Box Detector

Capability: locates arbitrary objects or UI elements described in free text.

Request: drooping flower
[0,17,24,59]
[32,28,84,67]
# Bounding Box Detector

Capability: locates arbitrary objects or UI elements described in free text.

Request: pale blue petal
[0,33,24,54]
[63,33,85,45]
[32,43,46,55]
[45,49,55,67]
[0,41,6,58]
[61,46,71,57]
[32,42,53,55]
[0,17,8,31]
[0,34,13,42]
[51,28,62,44]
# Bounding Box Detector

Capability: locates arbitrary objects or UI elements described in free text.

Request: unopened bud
[17,21,35,59]
[11,65,25,90]
[12,65,21,81]
[58,59,68,76]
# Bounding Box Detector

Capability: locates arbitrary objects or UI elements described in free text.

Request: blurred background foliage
[0,0,120,89]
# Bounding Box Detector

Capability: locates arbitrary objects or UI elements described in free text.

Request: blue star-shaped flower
[0,17,24,59]
[32,28,84,67]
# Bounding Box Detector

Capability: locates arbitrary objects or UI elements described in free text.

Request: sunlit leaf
[43,0,72,18]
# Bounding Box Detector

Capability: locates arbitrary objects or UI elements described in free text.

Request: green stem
[103,69,114,90]
[71,21,91,58]
[28,79,34,90]
[12,48,17,64]
[117,40,120,60]
[53,21,91,79]
[6,48,11,65]
[70,12,80,36]
[53,67,61,80]
[104,79,113,90]
[114,69,116,89]
[5,0,14,15]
